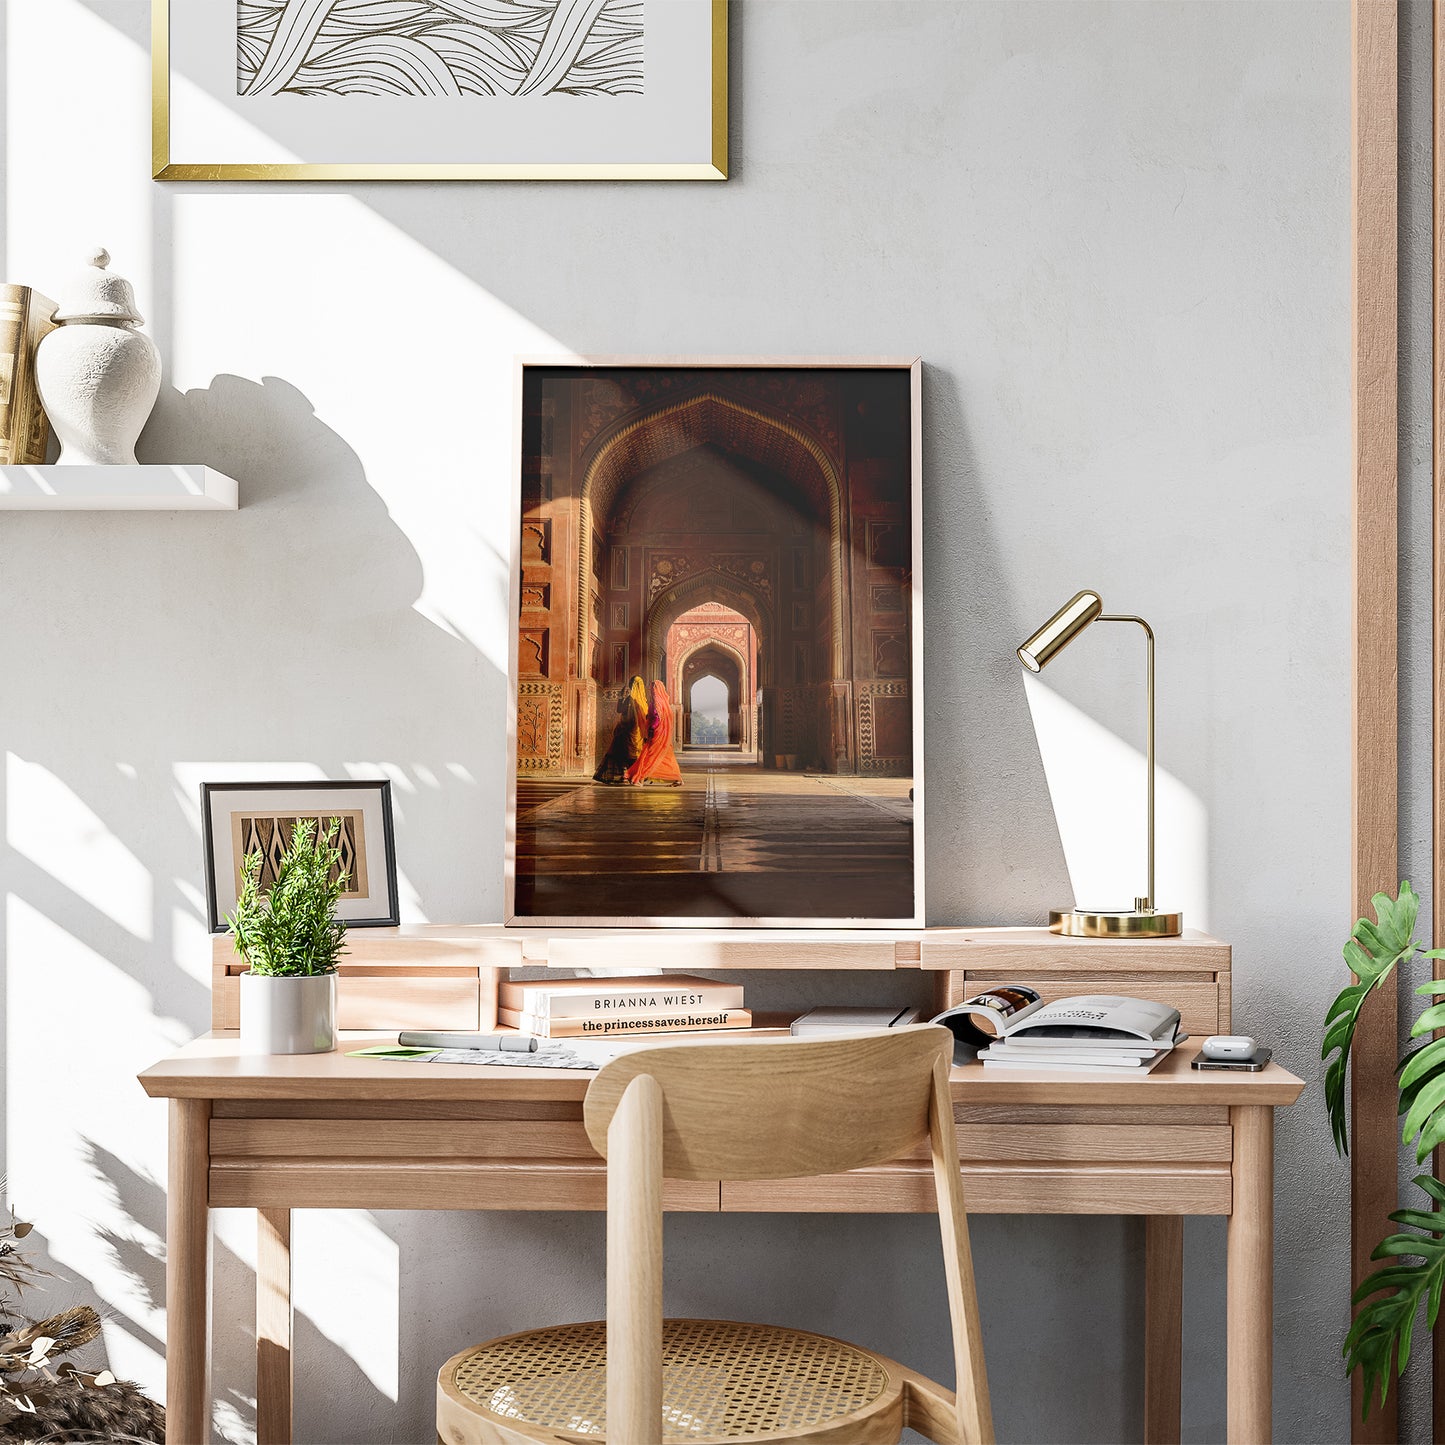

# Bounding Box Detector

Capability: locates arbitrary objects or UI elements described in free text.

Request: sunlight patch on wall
[5,0,152,308]
[171,903,215,987]
[1022,673,1209,931]
[7,754,154,941]
[168,187,574,676]
[294,1211,401,1402]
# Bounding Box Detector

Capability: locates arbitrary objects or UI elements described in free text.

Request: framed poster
[201,779,400,932]
[153,0,727,181]
[506,357,924,927]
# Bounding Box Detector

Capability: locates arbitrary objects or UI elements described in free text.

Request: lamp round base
[1049,908,1183,938]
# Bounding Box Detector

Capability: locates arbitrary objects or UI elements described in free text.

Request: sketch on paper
[237,0,645,98]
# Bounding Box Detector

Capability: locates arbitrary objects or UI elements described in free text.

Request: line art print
[237,0,645,98]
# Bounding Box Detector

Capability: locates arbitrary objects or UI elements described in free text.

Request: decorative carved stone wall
[649,553,773,604]
[516,681,564,771]
[856,681,911,775]
[518,368,914,777]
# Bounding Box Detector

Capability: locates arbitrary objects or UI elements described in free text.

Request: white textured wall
[1,2,1353,1441]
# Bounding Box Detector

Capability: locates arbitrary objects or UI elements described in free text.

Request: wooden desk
[139,1033,1301,1445]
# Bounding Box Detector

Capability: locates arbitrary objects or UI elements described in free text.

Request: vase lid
[53,248,144,325]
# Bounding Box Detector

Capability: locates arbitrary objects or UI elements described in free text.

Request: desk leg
[257,1209,294,1445]
[1144,1216,1183,1445]
[1227,1105,1273,1444]
[167,1099,211,1445]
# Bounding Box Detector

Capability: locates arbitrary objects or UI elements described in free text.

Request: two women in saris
[593,675,649,783]
[628,680,684,787]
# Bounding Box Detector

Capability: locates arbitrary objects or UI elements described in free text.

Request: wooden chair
[436,1025,994,1445]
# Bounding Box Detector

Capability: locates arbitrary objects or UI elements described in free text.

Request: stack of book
[0,285,56,465]
[499,973,751,1040]
[971,995,1184,1074]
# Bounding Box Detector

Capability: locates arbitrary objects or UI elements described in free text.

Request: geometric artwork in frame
[505,357,924,928]
[201,779,400,933]
[152,0,727,181]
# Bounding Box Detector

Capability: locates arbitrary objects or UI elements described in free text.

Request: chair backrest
[582,1026,947,1179]
[582,1025,994,1445]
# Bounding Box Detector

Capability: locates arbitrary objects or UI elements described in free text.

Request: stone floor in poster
[514,754,914,920]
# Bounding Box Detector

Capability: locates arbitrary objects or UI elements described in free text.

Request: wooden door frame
[1433,3,1445,1440]
[1354,0,1399,1442]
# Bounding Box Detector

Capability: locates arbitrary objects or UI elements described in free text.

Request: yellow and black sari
[592,675,649,783]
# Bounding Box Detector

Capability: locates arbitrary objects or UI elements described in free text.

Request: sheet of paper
[348,1042,629,1071]
[349,1031,786,1071]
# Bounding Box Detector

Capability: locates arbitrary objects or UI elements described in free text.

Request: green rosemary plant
[225,816,349,977]
[1324,881,1445,1417]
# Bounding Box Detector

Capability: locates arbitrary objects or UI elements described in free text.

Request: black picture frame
[201,779,400,934]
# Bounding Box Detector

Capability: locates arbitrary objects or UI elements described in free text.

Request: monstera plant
[1324,881,1445,1416]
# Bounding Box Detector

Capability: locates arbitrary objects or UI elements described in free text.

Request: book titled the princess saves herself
[498,1005,753,1039]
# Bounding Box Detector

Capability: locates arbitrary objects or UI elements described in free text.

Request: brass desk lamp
[1016,590,1183,938]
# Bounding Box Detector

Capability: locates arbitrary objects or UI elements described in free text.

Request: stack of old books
[499,973,751,1040]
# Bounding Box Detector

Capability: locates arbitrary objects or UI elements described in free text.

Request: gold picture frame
[152,0,728,182]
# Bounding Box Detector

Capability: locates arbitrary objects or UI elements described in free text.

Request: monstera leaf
[1323,883,1425,1156]
[1399,979,1445,1163]
[1347,1175,1445,1417]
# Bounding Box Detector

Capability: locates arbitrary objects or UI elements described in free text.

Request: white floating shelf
[0,464,238,510]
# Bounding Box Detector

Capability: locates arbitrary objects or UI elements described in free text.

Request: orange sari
[628,681,683,785]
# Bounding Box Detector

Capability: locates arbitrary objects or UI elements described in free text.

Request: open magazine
[932,990,1185,1071]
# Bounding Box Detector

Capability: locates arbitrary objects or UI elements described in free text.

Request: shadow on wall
[72,0,1082,928]
[84,1139,395,1438]
[1,373,507,1440]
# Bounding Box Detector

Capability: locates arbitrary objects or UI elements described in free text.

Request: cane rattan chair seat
[441,1317,893,1443]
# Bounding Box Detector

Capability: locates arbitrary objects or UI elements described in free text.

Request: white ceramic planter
[239,972,337,1055]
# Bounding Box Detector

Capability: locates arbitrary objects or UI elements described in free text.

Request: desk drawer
[722,1163,1231,1215]
[869,1112,1231,1166]
[723,1104,1233,1214]
[954,1123,1230,1163]
[210,1159,717,1211]
[212,1117,600,1161]
[207,1104,724,1211]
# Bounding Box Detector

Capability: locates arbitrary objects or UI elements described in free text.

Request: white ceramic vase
[239,972,338,1055]
[34,248,161,466]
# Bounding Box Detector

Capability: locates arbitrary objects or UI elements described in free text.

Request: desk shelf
[210,927,1233,1037]
[0,463,238,510]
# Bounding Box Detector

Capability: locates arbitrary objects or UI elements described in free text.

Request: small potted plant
[227,816,348,1054]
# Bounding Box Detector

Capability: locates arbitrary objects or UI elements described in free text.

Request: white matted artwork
[153,0,728,180]
[201,779,400,932]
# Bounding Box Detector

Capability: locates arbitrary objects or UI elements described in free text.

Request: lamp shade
[1016,590,1103,671]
